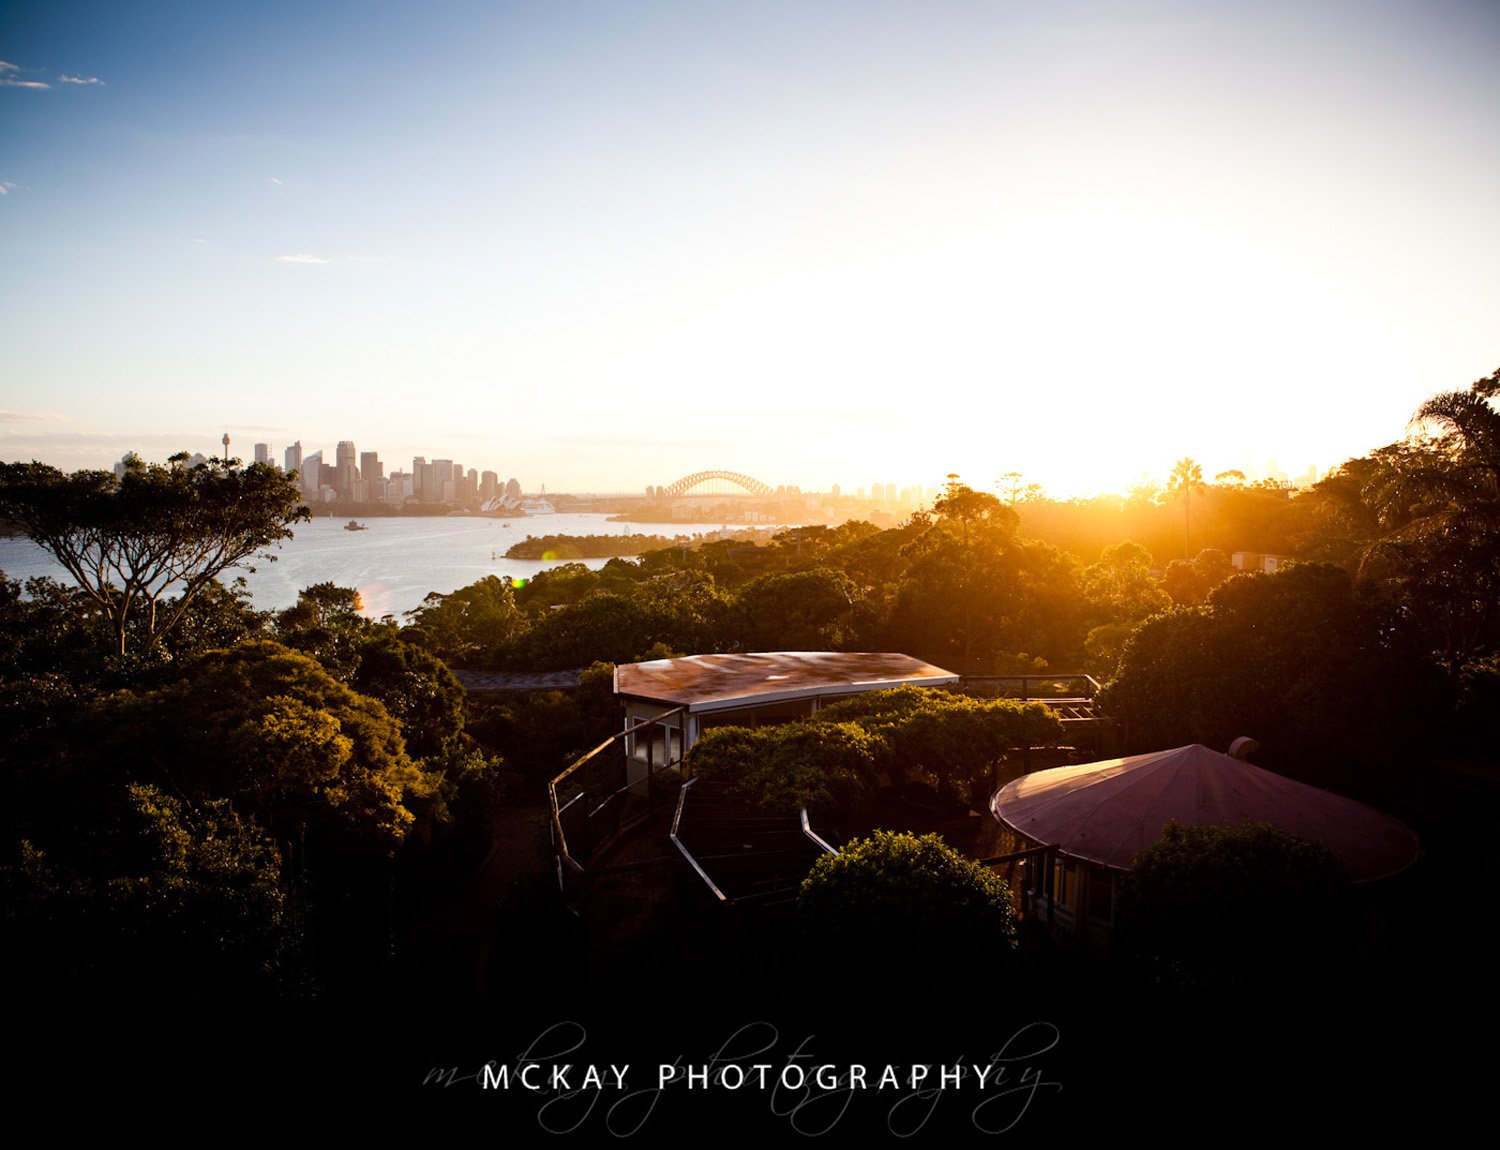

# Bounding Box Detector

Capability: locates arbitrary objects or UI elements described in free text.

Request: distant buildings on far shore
[112,438,525,514]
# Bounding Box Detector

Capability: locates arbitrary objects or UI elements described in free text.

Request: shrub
[798,830,1017,978]
[1115,821,1356,993]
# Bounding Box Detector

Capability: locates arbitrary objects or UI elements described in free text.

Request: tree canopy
[1101,562,1439,794]
[1116,821,1356,992]
[0,455,307,656]
[1277,369,1500,675]
[683,685,1062,824]
[687,721,878,823]
[798,830,1018,980]
[815,685,1062,801]
[77,640,435,849]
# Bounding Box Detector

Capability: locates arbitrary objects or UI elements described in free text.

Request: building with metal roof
[613,651,959,786]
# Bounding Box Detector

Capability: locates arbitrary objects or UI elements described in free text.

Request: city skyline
[109,432,960,506]
[3,2,1497,499]
[19,408,1328,502]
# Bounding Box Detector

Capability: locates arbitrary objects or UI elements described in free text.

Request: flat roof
[615,651,959,713]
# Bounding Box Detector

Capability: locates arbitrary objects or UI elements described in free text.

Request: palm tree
[1409,367,1500,494]
[1167,457,1206,558]
[1359,367,1500,669]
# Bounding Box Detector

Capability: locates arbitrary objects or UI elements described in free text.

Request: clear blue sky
[3,0,1498,496]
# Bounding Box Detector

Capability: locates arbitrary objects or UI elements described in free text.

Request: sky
[2,0,1497,499]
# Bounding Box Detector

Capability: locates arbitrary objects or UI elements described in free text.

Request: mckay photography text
[422,1020,1064,1135]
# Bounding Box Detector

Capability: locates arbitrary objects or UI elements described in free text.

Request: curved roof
[992,743,1419,882]
[615,651,958,713]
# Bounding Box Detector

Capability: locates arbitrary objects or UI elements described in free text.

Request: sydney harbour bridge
[649,470,782,499]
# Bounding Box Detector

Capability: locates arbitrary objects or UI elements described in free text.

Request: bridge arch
[660,470,773,497]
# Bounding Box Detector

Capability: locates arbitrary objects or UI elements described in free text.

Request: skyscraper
[433,459,455,503]
[301,450,323,494]
[335,441,358,498]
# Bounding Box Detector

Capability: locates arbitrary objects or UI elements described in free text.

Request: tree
[1161,547,1234,606]
[2,783,302,1002]
[0,455,308,657]
[1101,563,1440,794]
[932,474,1014,544]
[1083,540,1170,622]
[1409,366,1500,485]
[404,574,526,666]
[687,722,877,824]
[351,631,465,759]
[1115,821,1355,992]
[815,686,1062,802]
[1297,368,1500,669]
[730,568,855,651]
[885,496,1085,668]
[798,830,1017,982]
[276,582,373,676]
[77,641,435,849]
[505,590,717,670]
[887,478,1027,666]
[1167,458,1206,558]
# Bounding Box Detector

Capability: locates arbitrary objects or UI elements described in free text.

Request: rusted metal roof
[993,743,1420,882]
[614,651,959,712]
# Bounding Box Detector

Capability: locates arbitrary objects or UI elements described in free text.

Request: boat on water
[519,499,556,515]
[344,520,368,531]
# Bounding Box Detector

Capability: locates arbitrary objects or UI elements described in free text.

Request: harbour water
[0,513,769,620]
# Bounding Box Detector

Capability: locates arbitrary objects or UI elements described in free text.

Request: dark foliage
[1115,821,1357,993]
[798,830,1017,983]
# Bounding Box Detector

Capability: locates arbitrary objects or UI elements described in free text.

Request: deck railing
[548,705,686,900]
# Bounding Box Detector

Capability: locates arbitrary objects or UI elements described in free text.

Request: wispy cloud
[268,176,283,186]
[0,182,15,197]
[1,62,46,87]
[1,410,67,424]
[58,74,104,86]
[274,253,330,264]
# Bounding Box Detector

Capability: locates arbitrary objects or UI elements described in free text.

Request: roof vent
[1227,736,1260,760]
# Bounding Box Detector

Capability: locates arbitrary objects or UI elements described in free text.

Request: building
[433,459,455,503]
[284,441,302,477]
[613,651,959,790]
[1231,551,1293,573]
[335,441,358,499]
[989,741,1420,947]
[548,650,961,905]
[300,450,323,495]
